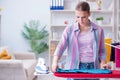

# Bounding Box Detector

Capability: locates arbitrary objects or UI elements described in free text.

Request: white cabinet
[117,0,120,42]
[49,0,115,68]
[0,14,1,46]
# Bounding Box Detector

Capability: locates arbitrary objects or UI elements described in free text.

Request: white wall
[0,0,50,52]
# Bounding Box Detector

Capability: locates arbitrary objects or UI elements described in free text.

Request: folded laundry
[57,68,112,74]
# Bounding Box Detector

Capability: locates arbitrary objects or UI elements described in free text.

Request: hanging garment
[110,43,120,62]
[115,45,120,68]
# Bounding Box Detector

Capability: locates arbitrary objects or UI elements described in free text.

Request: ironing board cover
[54,68,120,78]
[57,68,112,74]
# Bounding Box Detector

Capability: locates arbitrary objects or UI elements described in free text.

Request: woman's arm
[99,28,111,69]
[52,56,59,72]
[52,26,70,72]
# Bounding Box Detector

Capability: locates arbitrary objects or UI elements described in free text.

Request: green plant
[96,17,103,20]
[22,20,49,54]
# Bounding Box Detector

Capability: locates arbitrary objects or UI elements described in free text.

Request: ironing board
[54,70,120,78]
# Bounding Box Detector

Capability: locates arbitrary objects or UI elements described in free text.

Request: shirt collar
[73,20,98,32]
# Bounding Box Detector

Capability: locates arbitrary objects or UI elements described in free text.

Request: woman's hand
[52,62,58,72]
[100,60,111,69]
[52,56,59,72]
[101,63,111,69]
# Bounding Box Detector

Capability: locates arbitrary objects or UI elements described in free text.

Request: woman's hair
[75,1,90,13]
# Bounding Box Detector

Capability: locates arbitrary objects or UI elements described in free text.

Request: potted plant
[96,17,103,25]
[22,20,49,55]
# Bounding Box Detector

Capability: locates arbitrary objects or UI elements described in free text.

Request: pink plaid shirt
[54,21,106,69]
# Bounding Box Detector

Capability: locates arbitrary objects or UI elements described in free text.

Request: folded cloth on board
[57,68,112,74]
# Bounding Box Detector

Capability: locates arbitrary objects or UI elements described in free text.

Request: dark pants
[67,62,99,80]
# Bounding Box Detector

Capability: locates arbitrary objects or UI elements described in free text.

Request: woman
[52,1,110,80]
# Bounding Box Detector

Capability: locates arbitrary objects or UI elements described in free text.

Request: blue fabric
[57,68,112,74]
[74,62,98,80]
[66,62,97,80]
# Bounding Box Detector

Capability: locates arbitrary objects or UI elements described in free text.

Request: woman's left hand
[101,63,111,69]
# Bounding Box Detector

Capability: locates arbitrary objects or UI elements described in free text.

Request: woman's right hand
[52,63,58,72]
[52,55,59,72]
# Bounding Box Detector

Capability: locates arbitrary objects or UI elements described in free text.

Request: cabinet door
[117,0,120,42]
[0,15,1,45]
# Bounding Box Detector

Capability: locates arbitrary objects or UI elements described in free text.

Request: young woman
[52,1,110,80]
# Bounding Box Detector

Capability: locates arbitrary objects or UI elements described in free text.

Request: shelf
[91,10,113,13]
[51,25,66,31]
[51,25,66,27]
[51,10,74,13]
[50,40,59,43]
[51,24,112,29]
[97,24,113,27]
[51,9,113,13]
[51,24,112,27]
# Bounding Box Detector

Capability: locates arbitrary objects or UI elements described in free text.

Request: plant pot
[97,20,103,25]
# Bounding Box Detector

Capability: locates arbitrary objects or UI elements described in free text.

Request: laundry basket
[105,38,112,63]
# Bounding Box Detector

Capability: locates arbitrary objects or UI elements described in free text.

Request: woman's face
[75,10,90,27]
